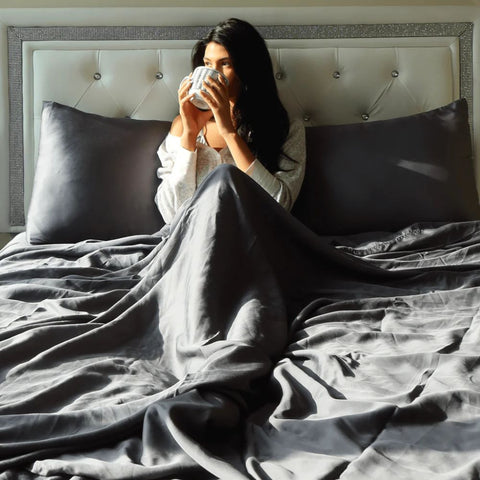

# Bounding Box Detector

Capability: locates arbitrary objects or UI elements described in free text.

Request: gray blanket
[1,165,479,479]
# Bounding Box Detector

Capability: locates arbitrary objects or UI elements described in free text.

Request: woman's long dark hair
[192,18,290,173]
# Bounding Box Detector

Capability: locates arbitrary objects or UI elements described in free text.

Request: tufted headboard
[8,23,474,226]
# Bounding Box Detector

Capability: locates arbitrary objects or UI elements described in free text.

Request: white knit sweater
[154,118,306,223]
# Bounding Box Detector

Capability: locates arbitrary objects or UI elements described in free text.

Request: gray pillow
[27,102,170,244]
[292,99,480,235]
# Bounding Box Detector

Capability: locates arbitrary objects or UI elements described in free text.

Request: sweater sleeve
[154,133,198,223]
[246,117,306,211]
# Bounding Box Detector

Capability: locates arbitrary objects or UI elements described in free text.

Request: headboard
[8,23,474,226]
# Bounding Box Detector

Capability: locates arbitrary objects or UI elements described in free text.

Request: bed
[1,21,480,479]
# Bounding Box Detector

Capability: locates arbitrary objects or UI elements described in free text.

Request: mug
[188,66,229,110]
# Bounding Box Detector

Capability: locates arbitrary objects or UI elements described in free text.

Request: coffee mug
[188,66,229,110]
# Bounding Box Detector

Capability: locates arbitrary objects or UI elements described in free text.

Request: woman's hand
[178,74,212,151]
[200,75,256,172]
[199,75,236,138]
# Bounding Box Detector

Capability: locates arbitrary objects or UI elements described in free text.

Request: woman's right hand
[178,74,212,151]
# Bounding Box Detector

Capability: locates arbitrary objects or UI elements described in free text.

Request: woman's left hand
[199,75,236,138]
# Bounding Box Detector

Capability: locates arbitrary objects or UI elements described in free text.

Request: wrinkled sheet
[1,164,480,479]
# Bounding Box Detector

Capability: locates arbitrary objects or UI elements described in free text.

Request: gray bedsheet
[1,165,479,479]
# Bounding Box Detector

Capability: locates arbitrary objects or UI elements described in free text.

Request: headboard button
[332,71,341,79]
[303,113,311,122]
[275,72,284,80]
[93,72,102,80]
[391,70,399,78]
[155,72,164,80]
[361,113,370,121]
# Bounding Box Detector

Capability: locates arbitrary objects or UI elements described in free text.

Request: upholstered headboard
[8,23,473,226]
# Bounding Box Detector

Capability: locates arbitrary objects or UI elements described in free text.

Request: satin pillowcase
[27,102,170,244]
[293,99,480,235]
[27,99,480,242]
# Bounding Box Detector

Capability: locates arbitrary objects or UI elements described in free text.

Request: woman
[155,18,306,223]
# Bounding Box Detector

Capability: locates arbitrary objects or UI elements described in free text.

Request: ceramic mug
[188,66,229,110]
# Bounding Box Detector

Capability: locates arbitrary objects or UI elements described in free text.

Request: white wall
[1,0,479,7]
[1,3,480,232]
